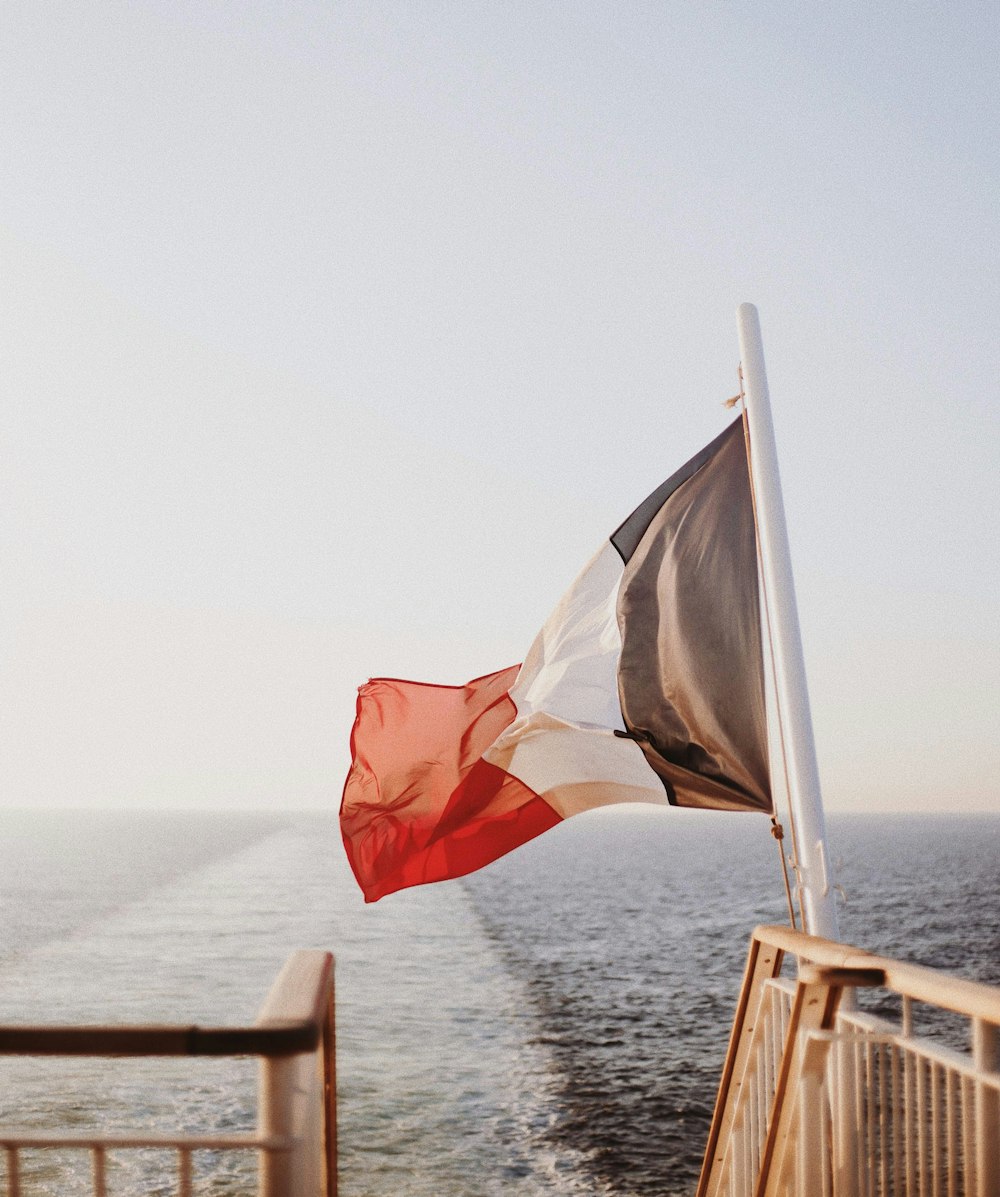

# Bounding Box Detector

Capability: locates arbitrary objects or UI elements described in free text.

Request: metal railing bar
[0,1022,319,1058]
[945,1066,957,1197]
[916,1052,927,1197]
[178,1146,193,1197]
[0,1133,289,1150]
[960,1075,974,1197]
[91,1144,107,1197]
[877,1040,890,1197]
[864,1037,876,1197]
[933,1061,944,1197]
[4,1145,20,1197]
[891,1040,904,1197]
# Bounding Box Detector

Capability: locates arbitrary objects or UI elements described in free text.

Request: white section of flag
[510,542,627,730]
[482,541,664,818]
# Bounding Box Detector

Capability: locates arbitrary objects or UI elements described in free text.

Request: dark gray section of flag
[614,419,772,813]
[611,420,738,565]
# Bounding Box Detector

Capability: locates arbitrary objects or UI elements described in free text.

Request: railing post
[972,1018,999,1197]
[259,1049,327,1197]
[255,950,335,1197]
[259,1055,299,1197]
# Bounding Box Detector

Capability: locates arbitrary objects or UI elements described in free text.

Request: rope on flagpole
[731,369,805,931]
[769,817,798,931]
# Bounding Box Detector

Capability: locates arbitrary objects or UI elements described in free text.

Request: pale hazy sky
[1,2,997,814]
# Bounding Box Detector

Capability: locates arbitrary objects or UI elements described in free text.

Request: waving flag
[341,418,772,902]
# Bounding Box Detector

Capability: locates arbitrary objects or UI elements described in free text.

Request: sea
[0,808,997,1196]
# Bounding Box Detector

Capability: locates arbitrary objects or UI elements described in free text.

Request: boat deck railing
[0,950,336,1197]
[698,925,1000,1197]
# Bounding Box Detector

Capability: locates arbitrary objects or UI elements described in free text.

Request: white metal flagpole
[736,302,839,939]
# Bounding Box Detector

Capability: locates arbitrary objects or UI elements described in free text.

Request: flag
[341,418,772,902]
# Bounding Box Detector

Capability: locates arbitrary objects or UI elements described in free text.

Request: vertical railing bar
[930,1061,941,1197]
[749,1050,759,1189]
[765,1001,775,1173]
[91,1145,108,1197]
[961,1076,974,1197]
[737,1107,746,1197]
[916,1053,927,1197]
[905,1043,916,1196]
[795,1096,805,1197]
[739,1097,746,1195]
[760,1015,771,1177]
[826,1075,835,1197]
[855,1031,866,1197]
[732,1101,742,1197]
[766,986,776,1144]
[829,1025,842,1194]
[726,1102,737,1192]
[752,1002,762,1177]
[878,1040,889,1197]
[829,1032,841,1197]
[945,1065,957,1197]
[178,1146,194,1197]
[972,1017,999,1197]
[5,1146,21,1197]
[862,1038,871,1197]
[892,1042,904,1196]
[752,1017,761,1185]
[902,990,914,1197]
[769,989,782,1139]
[841,1028,855,1197]
[867,1040,876,1197]
[889,1044,896,1197]
[782,985,791,1046]
[879,1039,888,1196]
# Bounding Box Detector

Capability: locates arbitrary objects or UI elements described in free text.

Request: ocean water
[0,808,996,1196]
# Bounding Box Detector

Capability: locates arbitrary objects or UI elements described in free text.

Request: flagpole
[736,302,839,939]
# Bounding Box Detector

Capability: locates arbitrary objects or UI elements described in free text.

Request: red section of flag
[340,667,562,902]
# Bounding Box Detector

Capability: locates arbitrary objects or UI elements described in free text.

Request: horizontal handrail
[0,1132,288,1150]
[0,1024,317,1057]
[0,950,333,1058]
[753,923,1000,1023]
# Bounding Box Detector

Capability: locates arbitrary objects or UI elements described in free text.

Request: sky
[1,1,997,816]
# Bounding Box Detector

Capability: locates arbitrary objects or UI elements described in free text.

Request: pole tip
[737,301,759,320]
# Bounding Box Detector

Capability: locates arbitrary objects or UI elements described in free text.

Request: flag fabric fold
[341,417,772,902]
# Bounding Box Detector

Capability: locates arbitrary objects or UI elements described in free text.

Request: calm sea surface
[0,809,997,1195]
